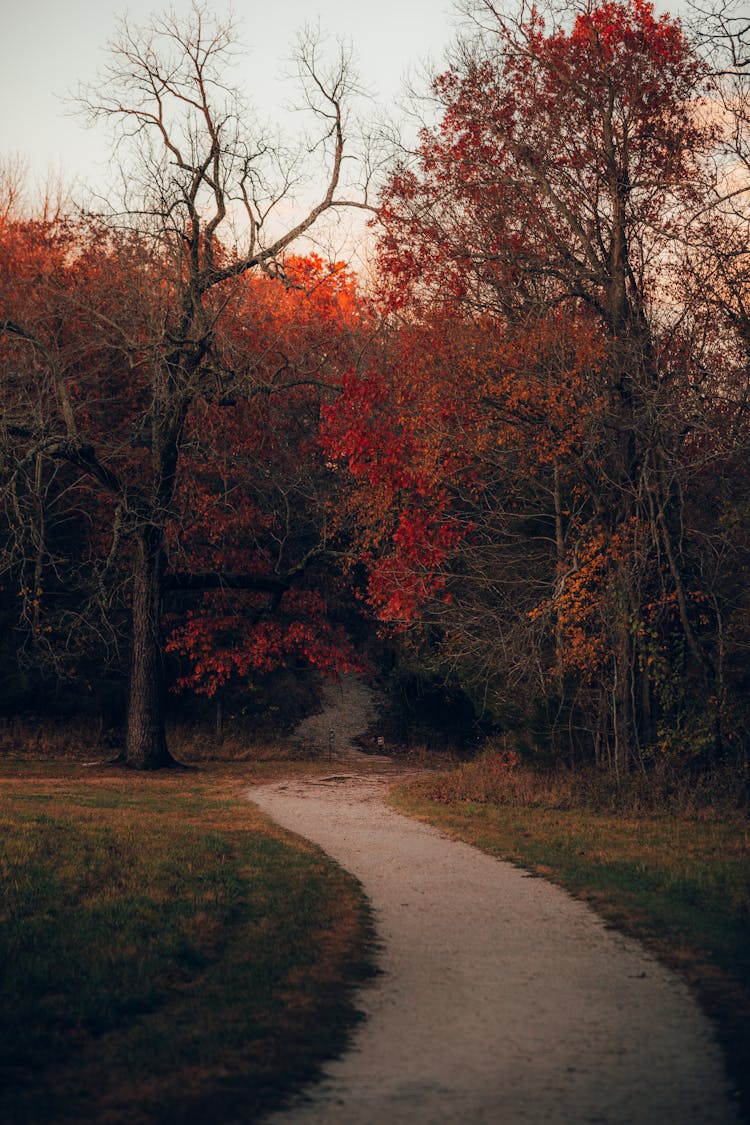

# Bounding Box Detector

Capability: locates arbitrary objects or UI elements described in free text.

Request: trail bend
[247,770,739,1125]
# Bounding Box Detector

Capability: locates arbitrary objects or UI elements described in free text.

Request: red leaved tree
[164,257,365,710]
[327,0,750,774]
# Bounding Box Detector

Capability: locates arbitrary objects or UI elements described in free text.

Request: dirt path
[290,674,389,765]
[247,679,740,1123]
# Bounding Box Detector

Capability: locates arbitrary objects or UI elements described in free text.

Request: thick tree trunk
[124,528,175,769]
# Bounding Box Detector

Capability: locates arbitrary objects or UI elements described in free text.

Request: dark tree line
[324,0,750,782]
[2,0,750,787]
[0,7,372,767]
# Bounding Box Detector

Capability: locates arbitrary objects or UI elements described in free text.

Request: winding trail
[247,680,740,1123]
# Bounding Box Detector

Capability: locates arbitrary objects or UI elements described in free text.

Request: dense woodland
[1,0,749,794]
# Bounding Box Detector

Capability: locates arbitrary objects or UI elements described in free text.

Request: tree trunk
[553,457,566,686]
[125,528,175,769]
[215,695,224,745]
[612,624,632,781]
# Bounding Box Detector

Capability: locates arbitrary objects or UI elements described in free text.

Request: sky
[0,0,691,258]
[0,0,456,196]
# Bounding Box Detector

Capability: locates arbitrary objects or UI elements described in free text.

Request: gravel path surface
[247,771,739,1124]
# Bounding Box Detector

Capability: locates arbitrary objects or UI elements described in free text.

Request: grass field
[0,757,374,1125]
[4,742,748,1123]
[390,767,750,1122]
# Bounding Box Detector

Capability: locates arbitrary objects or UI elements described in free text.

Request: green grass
[390,771,750,1122]
[0,761,375,1124]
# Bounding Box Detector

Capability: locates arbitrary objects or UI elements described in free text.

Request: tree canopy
[2,0,750,784]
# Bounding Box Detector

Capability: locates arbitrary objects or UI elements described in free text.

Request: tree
[0,5,370,768]
[328,0,750,774]
[324,296,608,745]
[164,256,365,707]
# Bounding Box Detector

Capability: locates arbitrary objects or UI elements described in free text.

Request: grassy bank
[390,764,750,1122]
[0,759,374,1124]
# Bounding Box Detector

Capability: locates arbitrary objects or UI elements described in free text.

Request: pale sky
[0,0,692,255]
[0,0,456,197]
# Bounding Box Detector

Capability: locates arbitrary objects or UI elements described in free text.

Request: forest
[1,0,750,800]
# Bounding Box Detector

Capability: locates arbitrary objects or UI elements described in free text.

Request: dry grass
[415,744,749,816]
[0,714,320,766]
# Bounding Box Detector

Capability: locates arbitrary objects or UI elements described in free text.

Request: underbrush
[0,716,109,759]
[413,743,749,818]
[167,723,310,763]
[0,762,375,1124]
[0,716,311,765]
[0,670,325,765]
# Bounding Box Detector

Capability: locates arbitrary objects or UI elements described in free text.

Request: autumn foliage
[324,0,750,778]
[158,257,362,696]
[2,0,750,784]
[0,219,364,731]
